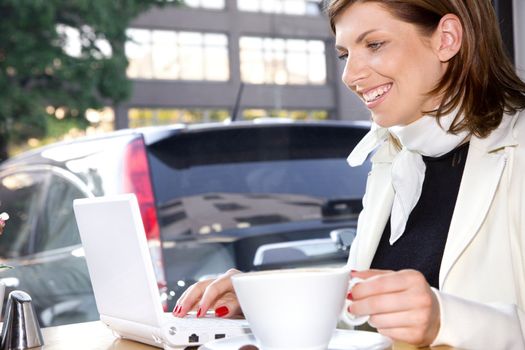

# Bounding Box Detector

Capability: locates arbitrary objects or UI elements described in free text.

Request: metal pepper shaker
[0,291,44,350]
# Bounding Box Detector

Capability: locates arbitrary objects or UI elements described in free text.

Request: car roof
[1,119,371,167]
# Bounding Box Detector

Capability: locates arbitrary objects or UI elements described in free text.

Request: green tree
[0,0,178,161]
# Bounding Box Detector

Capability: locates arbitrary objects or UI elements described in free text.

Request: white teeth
[363,84,391,103]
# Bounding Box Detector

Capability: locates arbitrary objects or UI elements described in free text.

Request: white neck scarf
[348,110,469,245]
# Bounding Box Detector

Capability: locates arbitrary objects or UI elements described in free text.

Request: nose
[341,53,368,90]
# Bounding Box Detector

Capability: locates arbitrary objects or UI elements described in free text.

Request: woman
[174,1,525,348]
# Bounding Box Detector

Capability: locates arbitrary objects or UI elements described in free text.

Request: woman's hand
[0,212,9,235]
[173,268,243,318]
[349,269,440,346]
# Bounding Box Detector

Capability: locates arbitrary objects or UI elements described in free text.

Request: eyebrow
[355,29,378,44]
[335,29,379,51]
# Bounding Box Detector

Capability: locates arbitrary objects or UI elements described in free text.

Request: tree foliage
[0,0,177,160]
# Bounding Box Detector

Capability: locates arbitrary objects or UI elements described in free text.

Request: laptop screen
[73,194,164,328]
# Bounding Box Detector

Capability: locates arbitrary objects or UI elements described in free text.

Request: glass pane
[205,47,229,81]
[184,0,200,7]
[180,47,204,80]
[129,108,155,128]
[272,38,286,52]
[263,50,276,83]
[149,126,370,204]
[240,37,265,83]
[33,175,86,253]
[157,109,180,124]
[239,36,327,85]
[237,0,259,12]
[126,28,150,46]
[283,0,306,15]
[237,0,317,15]
[152,30,176,45]
[208,110,230,122]
[129,108,232,126]
[308,53,326,84]
[273,109,288,118]
[287,39,307,52]
[308,40,325,53]
[0,171,47,258]
[311,110,329,120]
[287,52,308,84]
[178,32,203,46]
[274,68,288,85]
[204,33,228,47]
[152,50,179,79]
[305,0,321,15]
[202,0,225,9]
[240,51,265,83]
[260,0,279,13]
[273,0,284,13]
[126,29,153,79]
[239,36,262,50]
[152,31,178,79]
[263,38,274,52]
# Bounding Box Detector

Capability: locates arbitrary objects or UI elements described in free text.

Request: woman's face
[335,2,447,127]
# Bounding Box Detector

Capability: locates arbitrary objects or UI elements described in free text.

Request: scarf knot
[348,111,469,244]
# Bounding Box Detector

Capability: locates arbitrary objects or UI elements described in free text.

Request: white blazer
[347,110,525,349]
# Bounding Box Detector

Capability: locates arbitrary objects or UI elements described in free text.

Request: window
[128,108,230,127]
[33,174,86,253]
[148,125,370,233]
[240,36,326,85]
[182,0,225,9]
[0,171,47,258]
[237,0,323,16]
[126,29,229,81]
[243,109,329,120]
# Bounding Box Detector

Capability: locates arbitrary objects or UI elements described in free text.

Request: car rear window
[148,125,369,236]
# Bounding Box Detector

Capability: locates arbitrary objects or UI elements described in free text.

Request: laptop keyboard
[162,312,249,327]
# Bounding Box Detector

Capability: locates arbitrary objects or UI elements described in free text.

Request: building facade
[116,0,522,129]
[116,0,369,129]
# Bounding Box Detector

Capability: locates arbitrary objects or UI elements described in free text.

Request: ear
[433,14,463,62]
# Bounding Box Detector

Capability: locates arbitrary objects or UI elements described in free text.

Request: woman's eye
[367,41,384,50]
[337,53,348,61]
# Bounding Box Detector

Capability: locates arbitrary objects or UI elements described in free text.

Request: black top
[370,142,469,289]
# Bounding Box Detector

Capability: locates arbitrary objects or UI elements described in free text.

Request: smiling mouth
[362,83,392,104]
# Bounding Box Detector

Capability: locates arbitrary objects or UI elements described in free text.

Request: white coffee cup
[232,267,354,350]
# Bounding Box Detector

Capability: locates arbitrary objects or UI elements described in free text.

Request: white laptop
[73,194,250,349]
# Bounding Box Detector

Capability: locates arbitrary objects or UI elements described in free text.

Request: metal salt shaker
[0,291,44,349]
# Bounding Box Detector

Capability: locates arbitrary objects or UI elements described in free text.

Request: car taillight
[124,137,168,310]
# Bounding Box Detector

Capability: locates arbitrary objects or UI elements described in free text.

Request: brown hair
[326,0,525,137]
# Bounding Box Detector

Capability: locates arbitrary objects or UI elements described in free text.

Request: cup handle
[341,277,369,326]
[0,282,5,318]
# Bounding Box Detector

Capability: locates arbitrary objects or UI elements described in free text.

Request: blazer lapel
[439,114,519,287]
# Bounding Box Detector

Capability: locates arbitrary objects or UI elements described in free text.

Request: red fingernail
[176,305,182,314]
[347,292,353,300]
[215,306,229,317]
[172,305,179,314]
[197,308,202,317]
